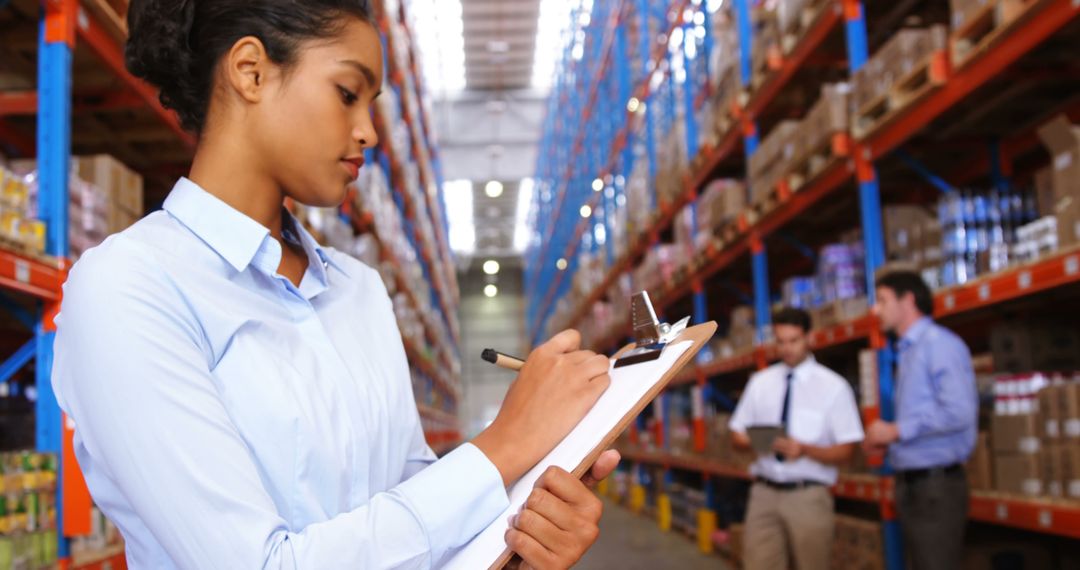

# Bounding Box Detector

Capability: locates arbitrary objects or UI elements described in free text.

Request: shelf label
[944,294,956,311]
[978,283,991,301]
[14,260,29,284]
[1018,271,1032,290]
[1038,510,1052,528]
[1066,256,1079,276]
[996,503,1008,520]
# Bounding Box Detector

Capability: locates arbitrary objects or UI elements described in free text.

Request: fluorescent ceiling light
[484,284,499,298]
[483,260,501,275]
[443,179,475,254]
[409,0,466,94]
[485,180,504,198]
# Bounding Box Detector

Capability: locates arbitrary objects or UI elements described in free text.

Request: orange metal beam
[0,91,39,117]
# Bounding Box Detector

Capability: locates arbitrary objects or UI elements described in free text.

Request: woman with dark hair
[51,1,617,568]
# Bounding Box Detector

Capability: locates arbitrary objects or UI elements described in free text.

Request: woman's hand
[506,450,621,570]
[473,330,611,485]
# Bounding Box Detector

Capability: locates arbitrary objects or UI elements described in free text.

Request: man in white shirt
[729,307,865,570]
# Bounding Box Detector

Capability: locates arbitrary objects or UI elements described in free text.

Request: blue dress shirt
[52,178,509,569]
[890,317,978,471]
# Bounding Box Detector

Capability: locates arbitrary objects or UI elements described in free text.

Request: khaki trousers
[744,482,834,570]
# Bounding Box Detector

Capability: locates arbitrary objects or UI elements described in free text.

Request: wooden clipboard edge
[491,321,718,569]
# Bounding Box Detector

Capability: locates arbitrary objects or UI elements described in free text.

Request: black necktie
[776,370,793,462]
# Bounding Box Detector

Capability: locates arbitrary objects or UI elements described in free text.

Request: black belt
[896,463,964,483]
[755,477,827,491]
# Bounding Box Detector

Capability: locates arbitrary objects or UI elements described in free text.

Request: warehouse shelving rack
[0,0,462,565]
[525,0,1080,567]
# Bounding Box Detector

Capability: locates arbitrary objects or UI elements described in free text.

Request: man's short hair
[876,270,934,316]
[773,307,811,333]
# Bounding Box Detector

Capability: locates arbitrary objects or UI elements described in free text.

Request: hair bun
[125,0,203,132]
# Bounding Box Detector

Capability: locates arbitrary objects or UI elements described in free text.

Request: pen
[481,348,525,371]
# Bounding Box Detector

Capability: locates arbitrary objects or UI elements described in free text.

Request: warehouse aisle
[578,501,730,570]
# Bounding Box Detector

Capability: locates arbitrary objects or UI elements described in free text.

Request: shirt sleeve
[897,332,978,442]
[728,375,758,433]
[52,246,508,570]
[828,381,865,445]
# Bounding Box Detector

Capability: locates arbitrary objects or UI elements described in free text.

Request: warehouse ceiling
[410,0,581,267]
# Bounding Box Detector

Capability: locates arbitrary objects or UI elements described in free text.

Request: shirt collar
[785,355,816,379]
[899,317,933,351]
[164,177,347,277]
[282,209,349,278]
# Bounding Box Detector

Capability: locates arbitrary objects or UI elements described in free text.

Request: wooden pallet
[951,0,1037,70]
[784,131,851,191]
[853,51,949,140]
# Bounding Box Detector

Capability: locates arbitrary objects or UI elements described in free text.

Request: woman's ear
[224,36,272,103]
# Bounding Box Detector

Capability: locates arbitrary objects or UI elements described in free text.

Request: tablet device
[747,425,785,455]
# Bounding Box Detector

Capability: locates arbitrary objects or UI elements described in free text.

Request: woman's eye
[338,86,359,105]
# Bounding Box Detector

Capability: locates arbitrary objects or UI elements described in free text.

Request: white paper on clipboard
[441,340,694,570]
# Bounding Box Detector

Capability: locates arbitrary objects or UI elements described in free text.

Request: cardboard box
[1062,445,1080,499]
[966,431,993,491]
[73,155,144,214]
[990,321,1080,373]
[991,413,1040,454]
[1037,385,1062,442]
[1041,445,1064,497]
[994,453,1042,496]
[1036,115,1080,249]
[798,83,850,163]
[1063,383,1080,439]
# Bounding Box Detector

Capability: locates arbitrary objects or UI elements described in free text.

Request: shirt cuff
[896,417,920,443]
[395,443,509,561]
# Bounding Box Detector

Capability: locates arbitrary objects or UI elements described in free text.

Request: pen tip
[481,348,496,363]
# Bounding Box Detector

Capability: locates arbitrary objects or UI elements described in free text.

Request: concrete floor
[577,500,732,569]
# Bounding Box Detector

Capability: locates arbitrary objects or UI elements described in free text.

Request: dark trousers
[895,467,969,570]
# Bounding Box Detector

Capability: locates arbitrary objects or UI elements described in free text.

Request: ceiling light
[485,180,504,198]
[627,97,640,113]
[487,40,510,53]
[483,260,501,275]
[514,178,535,252]
[592,178,604,192]
[580,204,592,218]
[556,258,568,270]
[484,284,498,298]
[443,179,474,255]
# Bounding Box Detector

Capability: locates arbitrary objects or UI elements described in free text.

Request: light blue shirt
[890,317,978,471]
[52,178,509,569]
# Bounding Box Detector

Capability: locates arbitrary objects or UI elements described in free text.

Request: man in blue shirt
[864,271,977,570]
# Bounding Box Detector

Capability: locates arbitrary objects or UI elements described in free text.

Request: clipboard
[441,321,717,570]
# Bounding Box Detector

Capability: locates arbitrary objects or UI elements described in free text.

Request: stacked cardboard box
[728,306,757,352]
[1035,114,1080,250]
[748,121,799,205]
[832,515,884,570]
[73,155,144,235]
[695,179,746,244]
[851,26,948,134]
[967,431,994,491]
[990,320,1080,373]
[656,122,688,208]
[750,8,782,88]
[1035,382,1080,499]
[788,83,850,190]
[992,412,1042,496]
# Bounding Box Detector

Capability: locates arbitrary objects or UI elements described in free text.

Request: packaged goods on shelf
[632,244,687,296]
[695,179,746,244]
[703,6,740,143]
[626,151,653,239]
[69,505,122,563]
[967,431,994,491]
[656,123,689,208]
[0,167,46,255]
[990,320,1080,373]
[0,451,58,539]
[748,121,799,205]
[935,186,1039,288]
[728,306,756,351]
[884,204,938,266]
[749,7,782,88]
[787,83,850,191]
[72,155,144,233]
[851,25,948,136]
[781,276,817,309]
[1035,114,1080,249]
[1012,216,1058,264]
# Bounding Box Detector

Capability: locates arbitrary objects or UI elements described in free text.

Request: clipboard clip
[613,291,691,369]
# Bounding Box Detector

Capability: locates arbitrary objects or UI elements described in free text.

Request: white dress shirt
[52,178,509,569]
[729,356,864,485]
